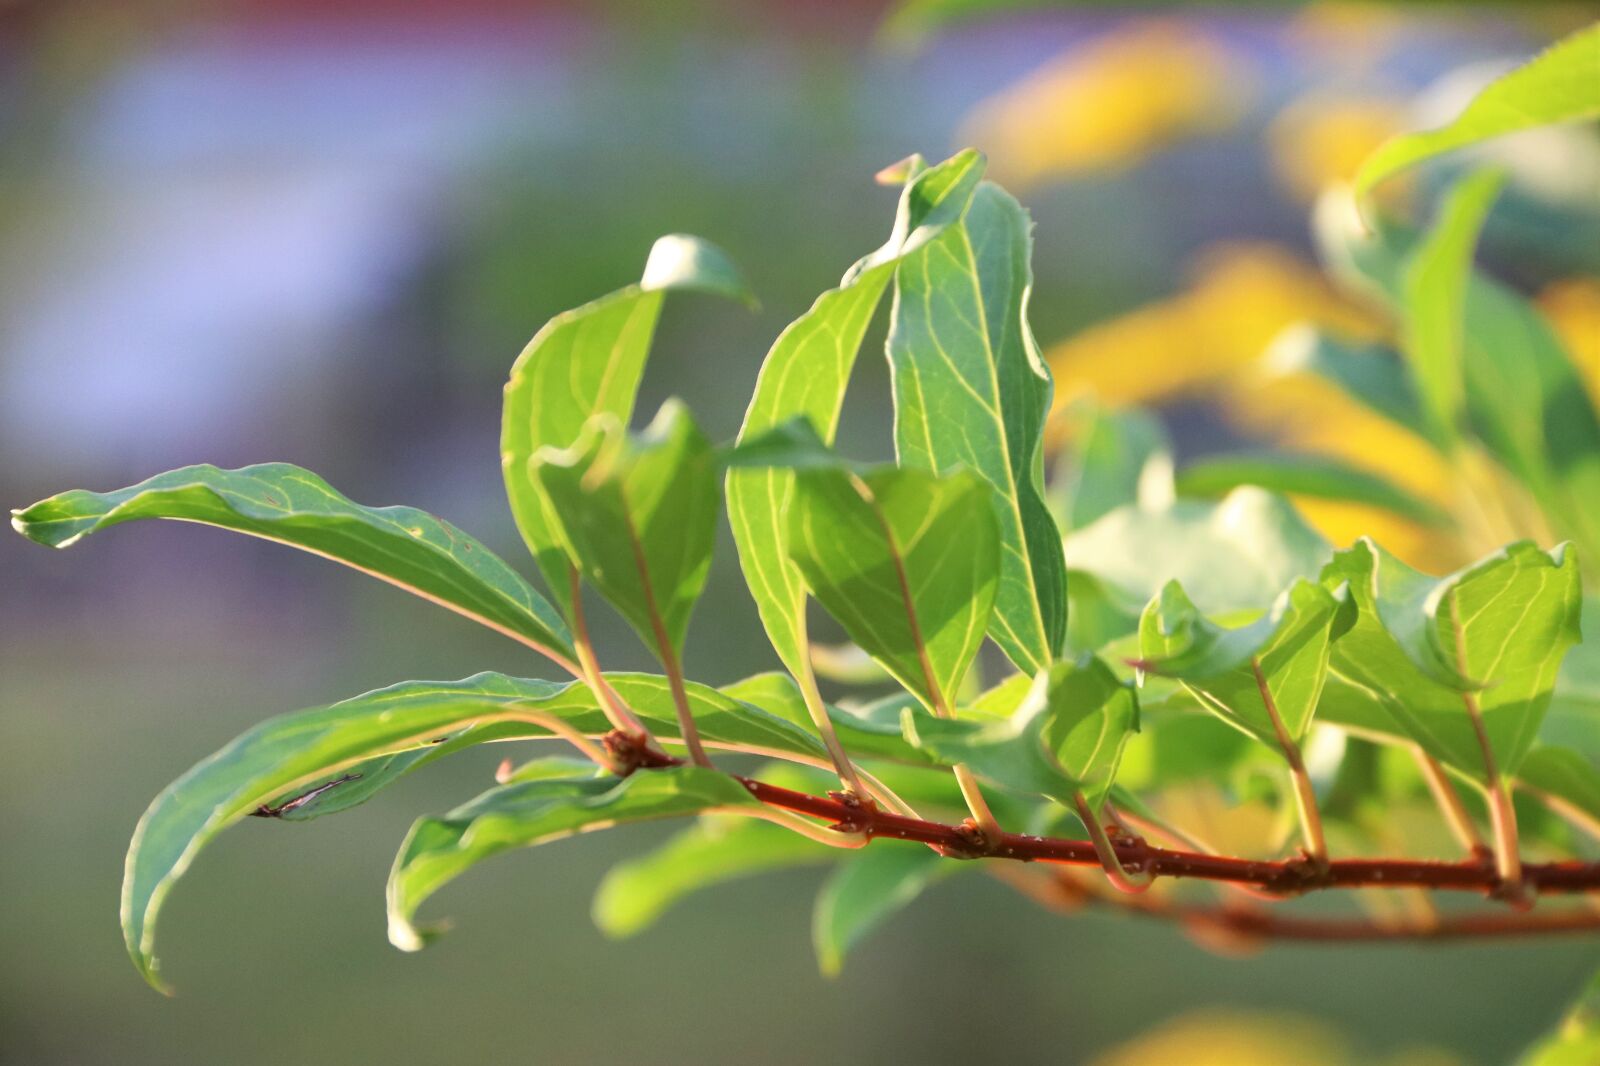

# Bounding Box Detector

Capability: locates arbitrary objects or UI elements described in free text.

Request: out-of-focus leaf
[1354,24,1600,202]
[809,643,894,685]
[889,179,1067,673]
[593,816,833,938]
[1063,568,1144,655]
[1115,708,1256,792]
[1401,168,1505,448]
[532,401,718,656]
[1319,539,1582,779]
[10,463,576,666]
[1175,453,1448,528]
[728,150,984,678]
[1052,402,1171,531]
[119,670,830,989]
[1517,746,1600,830]
[787,462,999,711]
[1064,486,1329,618]
[1520,970,1600,1066]
[1261,325,1431,441]
[1317,188,1600,563]
[901,657,1137,810]
[502,234,747,612]
[813,841,945,976]
[1138,579,1355,746]
[388,767,761,951]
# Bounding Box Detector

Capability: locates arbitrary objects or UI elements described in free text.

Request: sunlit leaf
[1064,485,1329,619]
[11,463,575,666]
[889,178,1068,672]
[388,766,762,951]
[812,841,945,976]
[722,672,931,766]
[1138,578,1355,746]
[1318,538,1582,779]
[787,461,1000,711]
[727,150,984,679]
[532,401,718,657]
[901,657,1138,810]
[502,234,747,612]
[1401,168,1505,448]
[1354,23,1600,202]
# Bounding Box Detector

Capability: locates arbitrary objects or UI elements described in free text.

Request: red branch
[614,737,1600,903]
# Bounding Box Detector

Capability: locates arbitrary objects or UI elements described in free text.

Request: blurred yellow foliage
[1540,276,1600,413]
[958,21,1251,188]
[1092,1009,1461,1066]
[1268,94,1405,202]
[1047,242,1379,410]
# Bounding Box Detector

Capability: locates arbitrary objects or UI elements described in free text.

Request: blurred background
[2,1,1596,1062]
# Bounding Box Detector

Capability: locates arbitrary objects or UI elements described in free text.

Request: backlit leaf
[532,401,718,656]
[889,178,1068,672]
[502,234,747,612]
[388,767,761,951]
[787,462,999,711]
[1354,24,1600,202]
[11,463,575,667]
[812,841,945,976]
[727,150,984,678]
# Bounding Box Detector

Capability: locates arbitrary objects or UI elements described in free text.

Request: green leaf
[1401,168,1505,448]
[889,178,1068,672]
[1517,746,1600,832]
[901,656,1138,810]
[1353,24,1600,202]
[1317,189,1600,563]
[1064,486,1329,619]
[1175,452,1448,528]
[1051,402,1171,531]
[532,401,718,657]
[10,463,575,667]
[1115,708,1256,792]
[727,150,984,678]
[812,841,945,976]
[1319,539,1582,779]
[502,234,747,613]
[593,816,833,938]
[1264,325,1430,442]
[388,766,761,951]
[1138,579,1356,746]
[787,462,999,711]
[120,669,835,988]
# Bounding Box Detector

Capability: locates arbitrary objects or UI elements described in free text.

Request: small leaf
[787,462,1000,711]
[1353,24,1600,202]
[1401,168,1504,449]
[727,150,984,679]
[1065,486,1329,619]
[388,767,761,951]
[532,401,718,657]
[889,178,1068,673]
[594,816,833,938]
[1319,539,1582,778]
[11,463,575,666]
[1138,579,1356,746]
[502,235,747,613]
[901,657,1138,811]
[1175,453,1448,528]
[812,842,946,976]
